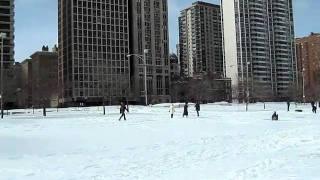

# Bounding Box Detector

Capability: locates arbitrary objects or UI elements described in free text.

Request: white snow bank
[0,103,319,180]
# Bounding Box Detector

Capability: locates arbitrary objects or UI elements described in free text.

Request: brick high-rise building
[296,33,320,101]
[179,1,223,78]
[0,0,14,68]
[222,0,297,101]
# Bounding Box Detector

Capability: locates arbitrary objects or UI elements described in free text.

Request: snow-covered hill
[0,103,319,179]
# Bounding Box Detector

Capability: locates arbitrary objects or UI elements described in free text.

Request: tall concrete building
[58,0,170,105]
[222,0,297,101]
[0,0,14,68]
[0,0,15,109]
[296,33,320,101]
[129,0,171,104]
[179,1,223,78]
[58,0,130,105]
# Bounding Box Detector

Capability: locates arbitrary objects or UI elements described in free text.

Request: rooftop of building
[21,46,58,64]
[180,1,220,13]
[192,1,220,8]
[21,58,31,65]
[30,45,58,58]
[296,32,320,40]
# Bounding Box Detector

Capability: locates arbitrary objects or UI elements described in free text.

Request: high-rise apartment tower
[222,0,297,101]
[0,0,14,68]
[179,1,223,78]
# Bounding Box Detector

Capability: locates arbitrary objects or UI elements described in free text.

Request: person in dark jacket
[119,102,128,121]
[287,101,290,112]
[183,102,189,118]
[312,105,317,114]
[311,101,315,108]
[311,102,317,114]
[195,102,200,117]
[272,112,279,121]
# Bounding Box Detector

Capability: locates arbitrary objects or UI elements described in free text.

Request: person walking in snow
[169,103,175,118]
[311,102,317,114]
[183,102,189,118]
[195,102,200,117]
[312,105,317,114]
[287,101,290,112]
[119,102,128,121]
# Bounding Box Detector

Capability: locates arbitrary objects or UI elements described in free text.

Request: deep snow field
[0,102,320,180]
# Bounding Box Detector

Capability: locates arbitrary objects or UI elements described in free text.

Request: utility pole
[143,49,149,106]
[0,32,7,119]
[246,62,250,112]
[302,68,306,103]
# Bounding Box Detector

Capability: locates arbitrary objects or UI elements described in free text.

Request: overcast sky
[14,0,320,62]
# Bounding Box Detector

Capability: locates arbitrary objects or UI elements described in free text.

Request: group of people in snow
[118,101,318,121]
[170,102,201,119]
[274,101,319,121]
[119,101,201,120]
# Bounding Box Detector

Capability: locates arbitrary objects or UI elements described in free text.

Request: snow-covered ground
[0,103,319,180]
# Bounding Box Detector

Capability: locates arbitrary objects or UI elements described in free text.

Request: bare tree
[251,83,274,109]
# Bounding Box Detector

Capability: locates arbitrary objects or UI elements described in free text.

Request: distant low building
[19,59,32,108]
[1,63,22,109]
[19,46,58,108]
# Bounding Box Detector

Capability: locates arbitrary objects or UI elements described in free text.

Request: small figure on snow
[119,102,128,121]
[272,112,279,121]
[169,103,175,118]
[195,102,200,117]
[311,102,317,114]
[287,101,290,112]
[183,102,189,118]
[312,105,317,114]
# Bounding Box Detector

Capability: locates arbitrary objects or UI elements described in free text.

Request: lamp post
[127,49,149,106]
[246,61,251,112]
[302,67,306,103]
[0,32,6,119]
